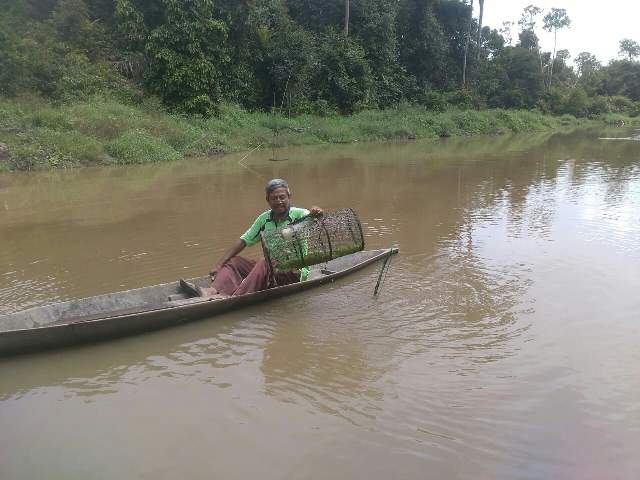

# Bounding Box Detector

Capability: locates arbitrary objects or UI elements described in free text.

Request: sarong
[212,257,299,296]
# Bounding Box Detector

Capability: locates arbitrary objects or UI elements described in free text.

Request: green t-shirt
[240,207,310,281]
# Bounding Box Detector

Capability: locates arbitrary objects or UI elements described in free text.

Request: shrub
[445,89,476,109]
[53,53,135,103]
[105,129,181,164]
[563,88,589,117]
[609,95,636,114]
[588,96,612,116]
[34,128,105,164]
[433,116,457,137]
[3,135,86,170]
[66,100,143,139]
[311,99,337,117]
[558,113,577,125]
[452,111,490,133]
[422,91,447,112]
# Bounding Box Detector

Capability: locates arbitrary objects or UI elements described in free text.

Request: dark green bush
[422,91,447,112]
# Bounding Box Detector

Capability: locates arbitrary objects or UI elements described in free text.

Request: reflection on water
[1,129,640,479]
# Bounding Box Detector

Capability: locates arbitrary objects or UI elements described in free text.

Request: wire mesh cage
[260,208,365,272]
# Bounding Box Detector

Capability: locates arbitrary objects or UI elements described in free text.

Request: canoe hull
[0,248,397,356]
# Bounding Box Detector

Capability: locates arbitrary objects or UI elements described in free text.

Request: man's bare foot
[197,286,218,297]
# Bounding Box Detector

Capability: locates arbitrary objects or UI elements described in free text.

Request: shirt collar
[269,207,292,223]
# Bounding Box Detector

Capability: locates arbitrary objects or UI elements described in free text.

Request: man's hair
[265,178,290,195]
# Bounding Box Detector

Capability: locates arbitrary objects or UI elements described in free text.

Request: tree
[499,20,514,46]
[619,38,640,61]
[51,0,91,41]
[562,87,588,116]
[550,49,575,86]
[216,0,318,111]
[575,52,601,77]
[517,4,543,80]
[574,52,601,94]
[0,17,21,96]
[602,60,640,101]
[518,4,542,37]
[344,0,350,36]
[476,0,484,63]
[484,46,544,108]
[141,0,229,114]
[397,0,448,90]
[284,0,342,32]
[462,0,474,86]
[51,0,106,55]
[435,0,472,90]
[517,29,537,50]
[21,0,59,20]
[347,0,406,106]
[543,7,571,90]
[313,30,372,113]
[483,27,505,58]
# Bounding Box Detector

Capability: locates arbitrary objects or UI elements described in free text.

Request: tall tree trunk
[462,0,474,86]
[538,49,545,87]
[476,0,484,62]
[344,0,350,36]
[547,29,557,90]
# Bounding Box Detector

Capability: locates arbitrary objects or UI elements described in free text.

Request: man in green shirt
[187,179,322,297]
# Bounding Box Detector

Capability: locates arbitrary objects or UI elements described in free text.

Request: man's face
[267,187,291,215]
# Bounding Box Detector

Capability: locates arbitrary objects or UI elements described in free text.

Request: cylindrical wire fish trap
[260,208,365,272]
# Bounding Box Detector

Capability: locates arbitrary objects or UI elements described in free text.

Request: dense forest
[1,0,639,116]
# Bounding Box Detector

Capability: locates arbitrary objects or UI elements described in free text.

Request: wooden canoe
[0,248,398,357]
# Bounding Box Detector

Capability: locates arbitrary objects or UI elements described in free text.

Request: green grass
[0,94,633,171]
[105,130,181,164]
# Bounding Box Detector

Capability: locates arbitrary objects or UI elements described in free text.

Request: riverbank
[0,95,635,171]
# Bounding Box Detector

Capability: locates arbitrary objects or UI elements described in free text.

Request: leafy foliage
[313,30,373,114]
[619,39,640,61]
[0,0,638,120]
[114,0,229,114]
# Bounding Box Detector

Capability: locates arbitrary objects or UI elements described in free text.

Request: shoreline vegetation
[2,2,640,172]
[2,1,639,172]
[0,96,635,172]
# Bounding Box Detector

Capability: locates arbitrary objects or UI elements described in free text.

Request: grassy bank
[0,95,635,171]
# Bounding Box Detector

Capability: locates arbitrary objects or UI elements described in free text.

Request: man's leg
[232,259,299,296]
[231,258,271,296]
[209,256,257,296]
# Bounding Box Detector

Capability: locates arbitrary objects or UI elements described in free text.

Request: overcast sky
[476,0,640,65]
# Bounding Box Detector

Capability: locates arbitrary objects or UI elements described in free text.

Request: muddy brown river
[1,129,639,479]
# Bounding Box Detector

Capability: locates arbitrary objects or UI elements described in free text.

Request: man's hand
[309,206,323,217]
